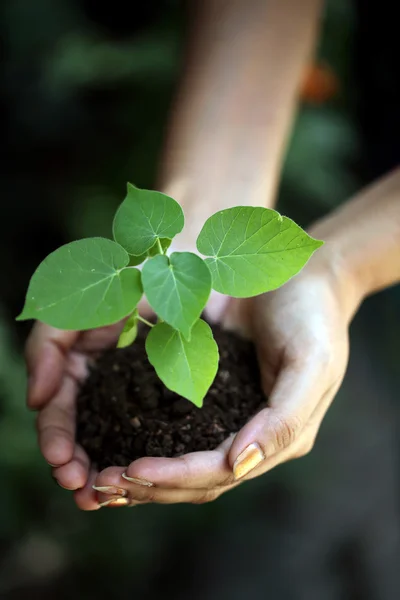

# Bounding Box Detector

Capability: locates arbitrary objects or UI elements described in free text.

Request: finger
[25,323,79,408]
[36,375,77,467]
[228,357,326,480]
[52,444,90,490]
[232,433,307,482]
[93,467,237,505]
[74,321,126,353]
[74,470,101,511]
[225,376,344,484]
[240,380,343,481]
[122,436,236,490]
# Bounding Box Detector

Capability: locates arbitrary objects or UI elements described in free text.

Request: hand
[25,320,130,510]
[87,248,360,508]
[25,290,229,510]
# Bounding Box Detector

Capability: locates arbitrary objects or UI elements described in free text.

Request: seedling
[18,185,323,406]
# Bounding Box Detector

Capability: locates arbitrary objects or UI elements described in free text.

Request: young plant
[17,185,323,407]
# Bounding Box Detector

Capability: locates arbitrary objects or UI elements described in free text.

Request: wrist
[158,173,279,250]
[159,173,278,210]
[307,223,366,324]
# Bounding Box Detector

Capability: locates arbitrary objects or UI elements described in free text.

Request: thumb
[228,359,321,480]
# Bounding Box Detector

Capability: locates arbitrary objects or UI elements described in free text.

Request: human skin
[157,0,323,231]
[27,0,391,507]
[26,168,400,508]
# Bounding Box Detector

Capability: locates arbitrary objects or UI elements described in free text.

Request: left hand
[82,245,360,508]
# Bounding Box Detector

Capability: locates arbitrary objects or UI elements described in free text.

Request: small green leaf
[117,310,139,348]
[142,252,211,340]
[17,238,143,330]
[113,184,184,256]
[145,319,218,407]
[197,206,323,297]
[147,238,172,257]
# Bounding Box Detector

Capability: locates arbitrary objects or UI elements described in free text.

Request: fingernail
[99,497,130,508]
[57,482,75,490]
[233,442,265,480]
[93,485,127,497]
[52,476,73,490]
[122,473,154,487]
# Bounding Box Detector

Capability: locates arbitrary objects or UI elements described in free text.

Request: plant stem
[156,238,164,255]
[137,315,154,328]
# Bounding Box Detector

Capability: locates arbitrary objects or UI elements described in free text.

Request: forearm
[158,0,322,237]
[310,168,400,317]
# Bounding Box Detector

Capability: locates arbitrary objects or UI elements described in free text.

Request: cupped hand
[25,319,131,509]
[27,240,358,509]
[87,249,359,508]
[25,289,229,510]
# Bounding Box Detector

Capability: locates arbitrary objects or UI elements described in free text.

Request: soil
[76,325,266,470]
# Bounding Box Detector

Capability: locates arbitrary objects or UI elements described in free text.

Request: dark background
[1,1,399,598]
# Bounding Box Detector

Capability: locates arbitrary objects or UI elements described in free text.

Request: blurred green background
[1,1,399,598]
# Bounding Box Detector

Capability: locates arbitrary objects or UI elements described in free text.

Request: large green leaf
[17,238,143,330]
[197,206,323,297]
[142,252,211,340]
[113,184,184,256]
[145,319,218,407]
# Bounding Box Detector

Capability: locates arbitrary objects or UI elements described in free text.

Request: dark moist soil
[76,325,265,470]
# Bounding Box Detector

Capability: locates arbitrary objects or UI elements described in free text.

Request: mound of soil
[76,325,265,470]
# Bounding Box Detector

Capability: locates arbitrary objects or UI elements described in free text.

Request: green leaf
[113,184,184,256]
[145,319,218,407]
[17,238,143,330]
[117,310,139,348]
[128,236,171,264]
[196,206,323,297]
[129,252,147,266]
[147,237,172,257]
[142,253,211,340]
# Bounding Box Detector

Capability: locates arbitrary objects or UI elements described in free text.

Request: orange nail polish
[99,497,130,508]
[233,443,265,480]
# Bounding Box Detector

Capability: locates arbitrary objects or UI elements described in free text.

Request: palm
[254,275,346,368]
[246,271,350,444]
